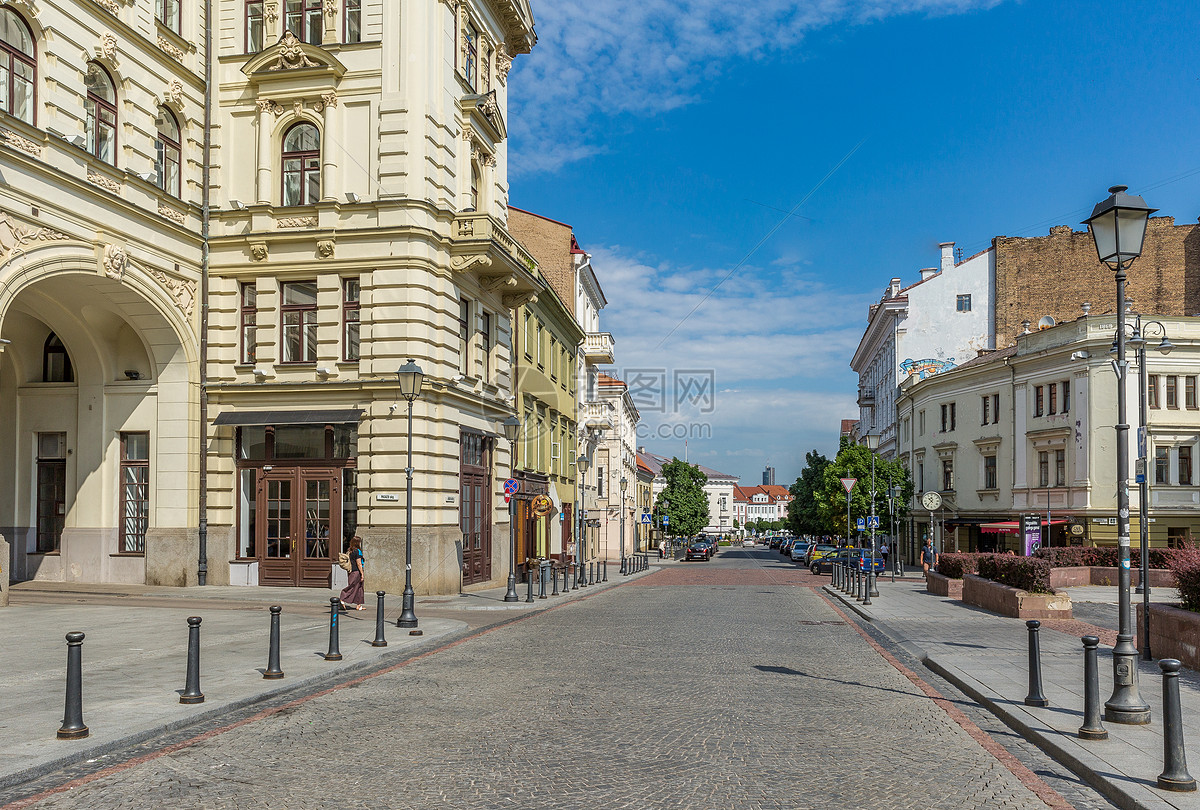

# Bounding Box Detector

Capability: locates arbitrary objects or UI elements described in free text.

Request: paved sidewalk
[824,576,1200,810]
[0,565,650,791]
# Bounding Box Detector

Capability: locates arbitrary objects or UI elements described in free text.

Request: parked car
[806,544,838,566]
[780,539,795,555]
[790,542,811,562]
[810,549,861,575]
[685,541,710,561]
[769,537,783,549]
[742,539,755,547]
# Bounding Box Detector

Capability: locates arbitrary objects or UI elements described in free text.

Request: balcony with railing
[583,332,615,364]
[581,400,614,431]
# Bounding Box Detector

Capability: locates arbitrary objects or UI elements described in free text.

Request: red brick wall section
[994,217,1200,347]
[506,208,575,310]
[1139,603,1200,671]
[925,572,963,599]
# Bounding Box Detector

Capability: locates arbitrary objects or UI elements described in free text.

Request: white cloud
[509,0,1007,173]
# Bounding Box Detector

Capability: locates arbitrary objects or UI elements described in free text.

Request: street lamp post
[865,434,880,602]
[1085,184,1155,724]
[888,486,900,581]
[395,360,425,629]
[619,476,628,574]
[577,454,590,588]
[501,416,521,602]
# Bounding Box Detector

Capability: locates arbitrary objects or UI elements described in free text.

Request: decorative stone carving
[250,243,269,261]
[324,0,336,20]
[502,292,537,309]
[482,46,491,93]
[451,253,491,273]
[0,127,42,157]
[2,0,41,20]
[157,204,185,224]
[103,243,128,280]
[158,36,184,62]
[87,170,122,194]
[264,0,277,22]
[271,30,318,70]
[495,45,511,85]
[146,266,196,318]
[292,100,303,116]
[99,32,117,60]
[480,273,517,292]
[162,79,184,110]
[0,212,69,260]
[316,239,334,258]
[257,98,284,116]
[93,0,119,16]
[320,92,338,109]
[277,216,317,228]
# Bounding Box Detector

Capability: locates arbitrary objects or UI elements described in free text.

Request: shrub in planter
[1165,548,1200,613]
[936,553,995,579]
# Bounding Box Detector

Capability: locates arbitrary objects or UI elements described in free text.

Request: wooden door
[256,468,340,587]
[459,433,492,585]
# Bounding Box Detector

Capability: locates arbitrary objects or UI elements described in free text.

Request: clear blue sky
[507,0,1200,488]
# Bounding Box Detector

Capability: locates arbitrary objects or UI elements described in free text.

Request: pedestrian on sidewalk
[339,535,366,610]
[880,540,890,570]
[920,538,938,579]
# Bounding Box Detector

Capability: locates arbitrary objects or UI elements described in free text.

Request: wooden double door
[257,467,341,587]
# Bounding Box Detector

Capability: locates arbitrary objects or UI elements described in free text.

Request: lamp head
[619,476,628,492]
[501,415,521,442]
[1158,336,1176,355]
[864,433,880,451]
[1083,185,1157,269]
[396,359,424,401]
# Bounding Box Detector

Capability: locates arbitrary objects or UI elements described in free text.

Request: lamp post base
[396,587,418,628]
[1105,648,1151,725]
[503,573,519,603]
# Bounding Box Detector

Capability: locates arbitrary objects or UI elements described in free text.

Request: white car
[742,539,755,547]
[790,542,811,562]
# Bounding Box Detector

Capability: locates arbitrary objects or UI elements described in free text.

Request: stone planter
[962,574,1072,620]
[1137,602,1200,671]
[925,571,963,599]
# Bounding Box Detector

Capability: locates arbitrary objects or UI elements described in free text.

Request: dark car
[685,541,710,561]
[810,549,862,575]
[769,537,783,549]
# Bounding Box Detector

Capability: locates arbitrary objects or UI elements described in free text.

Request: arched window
[285,0,322,45]
[155,107,181,197]
[281,122,319,206]
[0,10,35,124]
[84,62,116,164]
[42,332,73,383]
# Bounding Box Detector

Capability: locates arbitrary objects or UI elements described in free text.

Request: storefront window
[274,425,326,458]
[239,426,268,459]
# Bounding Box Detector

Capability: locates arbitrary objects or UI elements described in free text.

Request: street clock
[921,491,943,511]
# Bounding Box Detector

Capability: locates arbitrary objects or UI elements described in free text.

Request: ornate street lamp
[619,476,628,574]
[395,360,424,629]
[864,433,880,603]
[501,415,521,602]
[576,454,590,587]
[1084,185,1156,724]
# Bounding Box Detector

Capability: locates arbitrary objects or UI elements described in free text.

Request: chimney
[920,267,937,281]
[940,242,955,273]
[889,277,902,297]
[638,446,645,455]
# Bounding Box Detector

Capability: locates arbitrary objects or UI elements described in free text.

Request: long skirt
[340,569,364,605]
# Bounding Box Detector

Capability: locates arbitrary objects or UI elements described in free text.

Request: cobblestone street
[6,549,1120,809]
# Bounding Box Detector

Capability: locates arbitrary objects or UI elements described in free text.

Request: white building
[594,374,639,559]
[851,242,995,458]
[638,449,738,537]
[732,485,792,533]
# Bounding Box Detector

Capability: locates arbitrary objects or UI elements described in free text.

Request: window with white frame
[0,10,35,124]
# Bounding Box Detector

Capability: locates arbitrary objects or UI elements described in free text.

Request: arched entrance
[0,257,198,585]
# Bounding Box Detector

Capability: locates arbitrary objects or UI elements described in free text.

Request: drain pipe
[197,0,213,585]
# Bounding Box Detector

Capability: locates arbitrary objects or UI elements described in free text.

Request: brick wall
[507,208,575,309]
[994,217,1200,346]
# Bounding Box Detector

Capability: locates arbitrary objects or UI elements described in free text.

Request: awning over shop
[979,519,1069,534]
[213,409,364,426]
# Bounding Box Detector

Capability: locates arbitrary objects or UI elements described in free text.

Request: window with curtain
[246,0,264,51]
[85,62,117,164]
[280,281,318,363]
[285,0,322,44]
[281,122,320,205]
[155,108,181,197]
[119,432,150,553]
[0,10,35,124]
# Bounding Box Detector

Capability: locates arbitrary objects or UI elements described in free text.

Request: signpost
[1022,514,1042,557]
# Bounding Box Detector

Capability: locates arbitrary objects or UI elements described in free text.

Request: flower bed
[962,574,1072,620]
[925,571,962,599]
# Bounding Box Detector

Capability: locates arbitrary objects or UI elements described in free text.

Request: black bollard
[264,605,284,680]
[1024,620,1049,707]
[372,591,388,647]
[538,563,548,599]
[1078,636,1106,740]
[325,597,343,661]
[180,616,205,704]
[603,560,608,582]
[57,631,88,739]
[572,563,579,590]
[1158,659,1198,791]
[551,565,560,596]
[526,567,534,603]
[589,562,595,585]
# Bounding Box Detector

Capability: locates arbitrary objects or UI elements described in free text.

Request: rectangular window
[36,432,67,553]
[917,462,924,492]
[984,455,997,490]
[156,0,181,33]
[941,458,954,491]
[550,337,558,379]
[344,0,361,43]
[956,294,972,312]
[1149,374,1160,409]
[1181,445,1194,486]
[981,395,989,426]
[281,281,318,363]
[480,311,491,382]
[523,312,532,359]
[1037,451,1049,487]
[1188,376,1197,409]
[246,0,263,51]
[536,322,544,368]
[1034,385,1044,417]
[1062,380,1070,413]
[950,402,956,431]
[463,20,479,90]
[597,466,605,499]
[918,410,925,436]
[286,0,322,44]
[1049,383,1057,415]
[119,432,150,553]
[940,404,948,432]
[342,279,360,362]
[1167,375,1179,408]
[239,282,257,365]
[991,393,1000,424]
[1156,447,1169,484]
[458,298,471,374]
[1169,527,1191,550]
[1055,449,1066,487]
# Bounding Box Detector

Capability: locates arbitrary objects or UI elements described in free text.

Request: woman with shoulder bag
[339,535,366,611]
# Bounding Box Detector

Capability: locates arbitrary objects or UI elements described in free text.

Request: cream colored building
[594,373,639,562]
[898,314,1200,562]
[0,0,542,596]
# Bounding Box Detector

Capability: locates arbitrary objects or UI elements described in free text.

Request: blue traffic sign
[856,517,865,530]
[503,479,520,495]
[662,515,669,526]
[867,516,880,529]
[640,512,651,524]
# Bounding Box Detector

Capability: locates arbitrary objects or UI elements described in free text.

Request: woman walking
[339,536,366,610]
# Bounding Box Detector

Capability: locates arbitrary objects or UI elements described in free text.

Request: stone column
[321,93,338,202]
[256,100,275,205]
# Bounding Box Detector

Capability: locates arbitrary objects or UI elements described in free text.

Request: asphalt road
[5,546,1119,809]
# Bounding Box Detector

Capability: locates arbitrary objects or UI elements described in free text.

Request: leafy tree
[814,437,912,542]
[787,450,831,536]
[653,458,710,538]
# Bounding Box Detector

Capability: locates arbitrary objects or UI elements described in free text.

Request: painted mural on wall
[900,358,957,381]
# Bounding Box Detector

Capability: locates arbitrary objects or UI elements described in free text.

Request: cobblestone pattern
[16,553,1087,810]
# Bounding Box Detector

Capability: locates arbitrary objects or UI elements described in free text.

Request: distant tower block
[762,466,775,486]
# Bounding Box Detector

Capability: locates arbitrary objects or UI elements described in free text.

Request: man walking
[920,538,938,579]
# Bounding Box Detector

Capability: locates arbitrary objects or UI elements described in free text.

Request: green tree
[787,450,831,536]
[653,458,710,538]
[814,437,912,542]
